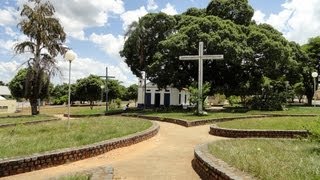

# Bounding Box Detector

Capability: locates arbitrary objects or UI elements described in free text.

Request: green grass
[59,174,91,180]
[139,106,320,121]
[0,116,152,159]
[208,139,320,180]
[0,114,56,125]
[70,106,107,115]
[217,116,320,130]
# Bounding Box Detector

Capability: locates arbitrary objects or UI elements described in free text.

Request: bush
[227,95,241,106]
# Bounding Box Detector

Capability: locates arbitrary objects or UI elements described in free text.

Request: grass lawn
[217,116,320,130]
[249,106,320,115]
[59,174,91,180]
[0,114,56,125]
[0,116,152,159]
[208,139,320,180]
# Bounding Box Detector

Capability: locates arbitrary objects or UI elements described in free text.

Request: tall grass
[0,116,152,158]
[208,139,320,180]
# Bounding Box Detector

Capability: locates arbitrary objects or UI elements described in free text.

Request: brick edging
[0,122,160,177]
[192,143,255,180]
[122,114,273,127]
[209,125,310,138]
[0,118,61,128]
[123,113,319,128]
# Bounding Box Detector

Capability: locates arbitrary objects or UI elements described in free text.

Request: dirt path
[3,121,224,180]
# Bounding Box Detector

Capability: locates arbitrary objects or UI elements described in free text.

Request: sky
[0,0,319,87]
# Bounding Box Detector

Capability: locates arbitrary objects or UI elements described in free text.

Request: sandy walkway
[3,121,224,180]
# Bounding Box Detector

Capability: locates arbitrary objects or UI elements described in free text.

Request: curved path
[3,121,225,180]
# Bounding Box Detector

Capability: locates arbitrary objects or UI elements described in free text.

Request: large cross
[179,42,224,113]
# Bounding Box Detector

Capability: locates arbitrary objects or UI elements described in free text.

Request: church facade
[137,80,190,108]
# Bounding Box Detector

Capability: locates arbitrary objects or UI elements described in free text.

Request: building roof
[0,86,11,96]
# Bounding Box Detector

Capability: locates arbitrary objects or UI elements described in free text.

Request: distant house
[137,78,190,108]
[0,86,16,114]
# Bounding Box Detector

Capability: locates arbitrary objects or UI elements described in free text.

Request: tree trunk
[30,98,39,115]
[307,94,313,106]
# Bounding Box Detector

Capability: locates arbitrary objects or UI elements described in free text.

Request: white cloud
[147,0,158,11]
[0,7,18,26]
[252,10,266,24]
[161,3,178,15]
[15,0,125,40]
[89,33,124,57]
[0,61,21,83]
[56,56,137,87]
[120,6,148,31]
[253,0,320,44]
[4,27,17,37]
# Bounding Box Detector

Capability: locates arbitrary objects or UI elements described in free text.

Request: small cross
[179,42,224,113]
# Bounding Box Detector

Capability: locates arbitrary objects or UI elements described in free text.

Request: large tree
[9,68,50,102]
[14,0,66,115]
[75,75,103,109]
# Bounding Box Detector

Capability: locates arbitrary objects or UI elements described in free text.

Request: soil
[3,120,224,180]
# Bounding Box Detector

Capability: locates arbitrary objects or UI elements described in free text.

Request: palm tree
[14,0,66,115]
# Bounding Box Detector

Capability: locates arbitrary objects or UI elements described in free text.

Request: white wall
[137,85,190,106]
[0,100,17,114]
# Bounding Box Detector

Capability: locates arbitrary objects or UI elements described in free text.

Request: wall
[0,100,16,114]
[210,125,309,138]
[192,144,254,180]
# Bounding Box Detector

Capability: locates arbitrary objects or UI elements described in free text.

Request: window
[179,94,181,104]
[146,89,151,92]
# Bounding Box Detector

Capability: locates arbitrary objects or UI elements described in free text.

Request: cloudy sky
[0,0,319,86]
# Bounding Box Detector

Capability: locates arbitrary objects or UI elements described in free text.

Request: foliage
[206,0,254,25]
[9,68,50,101]
[227,95,241,106]
[120,0,304,102]
[188,82,211,114]
[15,0,66,115]
[125,84,138,101]
[293,82,305,103]
[50,83,69,105]
[106,79,126,101]
[249,80,287,111]
[0,81,5,86]
[75,75,103,109]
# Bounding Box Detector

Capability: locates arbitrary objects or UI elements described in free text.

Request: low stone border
[63,113,105,118]
[192,143,255,180]
[0,122,160,177]
[122,113,271,127]
[210,125,310,138]
[0,118,61,128]
[63,110,124,118]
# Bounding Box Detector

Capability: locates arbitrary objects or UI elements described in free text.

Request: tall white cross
[179,42,224,113]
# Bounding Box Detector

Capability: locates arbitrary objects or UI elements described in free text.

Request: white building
[0,86,16,114]
[137,79,190,108]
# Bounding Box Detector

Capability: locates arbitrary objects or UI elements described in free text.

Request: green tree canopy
[121,0,310,108]
[9,68,50,101]
[75,75,103,108]
[206,0,254,25]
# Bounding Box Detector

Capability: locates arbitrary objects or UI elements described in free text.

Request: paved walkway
[3,121,224,180]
